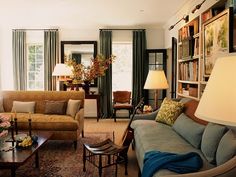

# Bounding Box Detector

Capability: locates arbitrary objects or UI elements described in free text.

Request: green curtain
[132,30,146,106]
[99,30,113,118]
[12,30,26,90]
[44,30,59,91]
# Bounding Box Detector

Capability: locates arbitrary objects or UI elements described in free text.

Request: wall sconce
[169,15,189,30]
[192,0,206,13]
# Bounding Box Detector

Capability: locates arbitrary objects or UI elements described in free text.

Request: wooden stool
[83,138,128,177]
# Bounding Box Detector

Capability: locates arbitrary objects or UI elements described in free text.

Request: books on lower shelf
[179,60,198,81]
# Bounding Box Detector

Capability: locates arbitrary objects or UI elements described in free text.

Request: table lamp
[52,63,73,81]
[195,56,236,126]
[144,70,169,109]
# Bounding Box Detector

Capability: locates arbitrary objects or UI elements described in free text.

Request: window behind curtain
[112,42,132,92]
[26,31,44,90]
[27,44,44,90]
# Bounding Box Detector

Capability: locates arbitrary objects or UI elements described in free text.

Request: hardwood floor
[84,118,140,177]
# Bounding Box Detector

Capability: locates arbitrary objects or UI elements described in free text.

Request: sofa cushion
[173,113,205,148]
[0,97,4,112]
[45,101,66,115]
[66,99,81,118]
[11,113,78,131]
[216,130,236,166]
[11,101,36,113]
[155,98,184,125]
[201,123,227,164]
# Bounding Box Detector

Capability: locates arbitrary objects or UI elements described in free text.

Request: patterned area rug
[0,132,114,177]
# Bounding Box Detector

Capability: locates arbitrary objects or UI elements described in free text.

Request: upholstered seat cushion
[113,103,133,109]
[5,113,78,131]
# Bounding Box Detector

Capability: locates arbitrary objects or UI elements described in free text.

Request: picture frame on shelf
[203,7,233,76]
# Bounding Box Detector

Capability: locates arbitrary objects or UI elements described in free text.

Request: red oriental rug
[0,132,114,177]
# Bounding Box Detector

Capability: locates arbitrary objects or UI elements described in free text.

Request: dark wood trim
[171,37,177,98]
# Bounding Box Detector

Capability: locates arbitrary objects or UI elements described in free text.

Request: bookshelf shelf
[177,93,199,100]
[177,17,200,100]
[178,80,198,84]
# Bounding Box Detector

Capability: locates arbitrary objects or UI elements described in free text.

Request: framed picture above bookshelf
[203,7,233,76]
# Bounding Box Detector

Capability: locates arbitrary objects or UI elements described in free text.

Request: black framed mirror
[61,41,98,87]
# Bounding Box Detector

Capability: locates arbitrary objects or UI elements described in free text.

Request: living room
[0,0,236,177]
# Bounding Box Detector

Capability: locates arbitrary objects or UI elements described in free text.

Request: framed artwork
[203,8,233,76]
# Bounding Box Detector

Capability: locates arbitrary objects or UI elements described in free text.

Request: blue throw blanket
[142,151,203,177]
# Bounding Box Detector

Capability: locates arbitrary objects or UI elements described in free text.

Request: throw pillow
[66,99,81,118]
[44,101,67,115]
[0,97,4,112]
[173,113,205,148]
[216,130,236,166]
[201,123,227,164]
[11,101,36,113]
[155,98,184,125]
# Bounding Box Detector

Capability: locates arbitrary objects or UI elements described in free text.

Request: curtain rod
[99,28,145,31]
[12,29,59,31]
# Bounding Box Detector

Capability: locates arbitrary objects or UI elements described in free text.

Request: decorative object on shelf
[192,0,206,14]
[52,63,73,81]
[65,54,115,93]
[203,8,233,76]
[195,56,236,126]
[144,70,169,109]
[169,15,189,30]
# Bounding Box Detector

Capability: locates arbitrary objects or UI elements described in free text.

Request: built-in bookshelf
[177,0,236,100]
[177,17,200,100]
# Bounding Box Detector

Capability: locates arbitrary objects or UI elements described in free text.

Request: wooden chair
[83,98,144,177]
[112,91,133,122]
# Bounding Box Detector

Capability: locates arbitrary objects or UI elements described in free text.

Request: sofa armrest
[75,108,84,137]
[133,109,159,121]
[166,156,236,177]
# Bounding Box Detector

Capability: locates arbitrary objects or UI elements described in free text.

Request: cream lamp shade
[144,70,169,109]
[144,70,169,89]
[195,56,236,126]
[52,64,73,76]
[52,64,73,81]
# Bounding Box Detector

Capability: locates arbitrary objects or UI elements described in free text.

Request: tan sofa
[0,91,85,149]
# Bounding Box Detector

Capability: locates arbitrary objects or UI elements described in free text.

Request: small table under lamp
[144,70,169,109]
[195,56,236,126]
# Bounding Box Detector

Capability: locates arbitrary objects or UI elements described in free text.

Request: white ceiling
[1,0,189,29]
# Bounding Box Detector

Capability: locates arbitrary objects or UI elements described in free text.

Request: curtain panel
[132,30,147,106]
[12,30,27,90]
[44,30,59,91]
[99,30,113,118]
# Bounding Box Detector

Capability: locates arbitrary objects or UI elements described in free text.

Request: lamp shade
[195,56,236,126]
[52,64,73,76]
[144,70,169,89]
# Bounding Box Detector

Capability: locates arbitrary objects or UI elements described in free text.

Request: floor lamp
[144,70,169,110]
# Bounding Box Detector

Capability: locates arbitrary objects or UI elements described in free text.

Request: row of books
[179,19,199,41]
[179,37,199,59]
[179,60,198,81]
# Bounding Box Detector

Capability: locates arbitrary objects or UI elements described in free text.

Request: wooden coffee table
[0,132,52,177]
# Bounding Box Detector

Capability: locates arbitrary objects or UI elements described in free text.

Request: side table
[85,94,101,122]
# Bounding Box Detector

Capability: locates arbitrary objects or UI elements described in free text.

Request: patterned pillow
[155,98,184,125]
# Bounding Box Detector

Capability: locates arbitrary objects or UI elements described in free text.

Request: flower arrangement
[0,114,10,138]
[65,54,115,85]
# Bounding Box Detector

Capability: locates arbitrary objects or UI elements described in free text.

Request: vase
[82,81,90,94]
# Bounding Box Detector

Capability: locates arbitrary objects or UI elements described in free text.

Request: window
[112,42,132,92]
[27,44,44,90]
